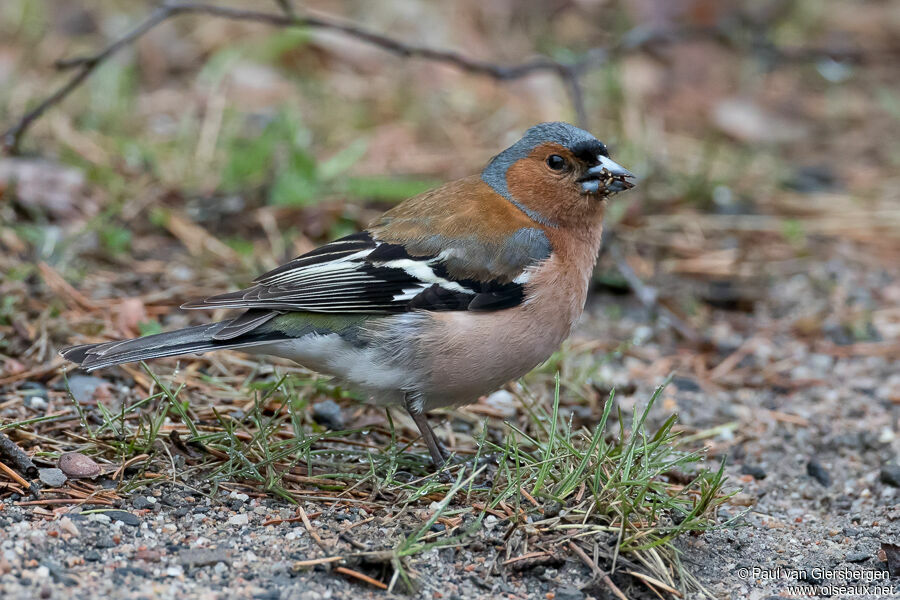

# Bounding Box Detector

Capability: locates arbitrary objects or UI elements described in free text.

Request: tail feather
[60,320,284,372]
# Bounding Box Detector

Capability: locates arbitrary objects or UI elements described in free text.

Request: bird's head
[481,122,635,227]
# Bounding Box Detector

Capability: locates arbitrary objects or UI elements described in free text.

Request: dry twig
[0,461,31,489]
[0,432,36,477]
[568,541,629,600]
[334,566,388,590]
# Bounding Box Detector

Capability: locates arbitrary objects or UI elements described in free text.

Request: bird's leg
[404,394,449,468]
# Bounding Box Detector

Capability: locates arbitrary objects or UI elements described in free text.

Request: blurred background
[1,1,899,595]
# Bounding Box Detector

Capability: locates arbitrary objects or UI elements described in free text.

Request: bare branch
[3,5,174,153]
[4,2,613,152]
[2,2,864,152]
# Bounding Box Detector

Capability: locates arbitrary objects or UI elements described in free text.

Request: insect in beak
[579,155,636,196]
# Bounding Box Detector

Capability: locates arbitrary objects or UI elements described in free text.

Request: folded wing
[181,228,550,320]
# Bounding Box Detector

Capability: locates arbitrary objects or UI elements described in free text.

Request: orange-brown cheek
[505,160,597,224]
[505,160,565,216]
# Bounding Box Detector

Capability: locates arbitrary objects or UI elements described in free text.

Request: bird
[60,121,636,467]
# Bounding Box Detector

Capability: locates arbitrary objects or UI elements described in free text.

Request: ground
[1,1,899,599]
[1,268,899,600]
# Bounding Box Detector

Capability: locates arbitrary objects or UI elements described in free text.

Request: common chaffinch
[61,121,635,466]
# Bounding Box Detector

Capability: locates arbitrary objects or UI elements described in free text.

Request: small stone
[93,533,115,546]
[543,502,563,518]
[161,494,183,506]
[213,562,228,575]
[227,513,249,526]
[806,459,831,487]
[21,383,50,411]
[83,550,101,562]
[132,495,151,510]
[58,517,79,537]
[800,566,825,584]
[671,376,701,393]
[882,542,900,577]
[38,468,67,487]
[846,551,870,563]
[178,548,231,568]
[311,399,344,430]
[25,396,50,411]
[555,586,585,600]
[134,548,162,562]
[740,464,767,480]
[65,375,110,404]
[483,390,518,417]
[104,510,140,526]
[115,566,149,578]
[879,464,900,488]
[58,452,101,479]
[228,491,250,503]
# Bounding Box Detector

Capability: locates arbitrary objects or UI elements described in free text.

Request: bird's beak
[580,155,636,196]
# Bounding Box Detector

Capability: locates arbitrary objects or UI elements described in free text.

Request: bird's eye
[546,154,567,171]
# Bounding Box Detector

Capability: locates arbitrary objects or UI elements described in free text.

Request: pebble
[740,464,767,480]
[879,464,900,488]
[38,468,67,487]
[132,495,151,510]
[58,517,79,537]
[311,399,344,430]
[483,390,518,417]
[65,375,110,403]
[103,510,140,527]
[86,514,111,525]
[21,383,49,411]
[166,565,184,577]
[58,452,101,479]
[178,548,231,568]
[806,459,831,487]
[672,376,701,393]
[555,586,585,600]
[543,502,563,518]
[227,513,249,526]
